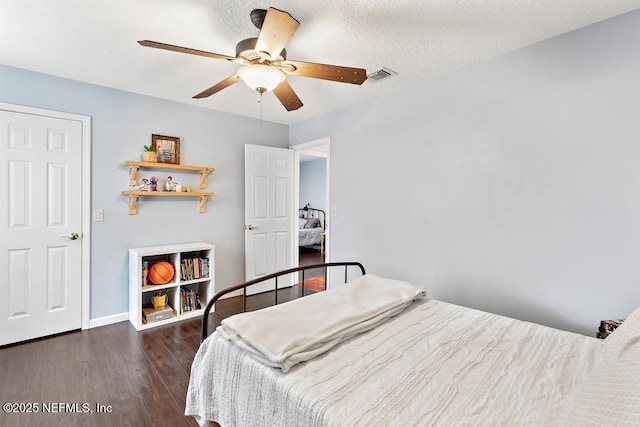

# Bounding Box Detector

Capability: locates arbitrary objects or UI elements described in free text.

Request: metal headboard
[299,204,326,230]
[201,262,366,341]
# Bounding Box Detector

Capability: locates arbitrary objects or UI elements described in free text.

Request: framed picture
[152,134,180,164]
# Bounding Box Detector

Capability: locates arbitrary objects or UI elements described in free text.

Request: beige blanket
[217,274,426,372]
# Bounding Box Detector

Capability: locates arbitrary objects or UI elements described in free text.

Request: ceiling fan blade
[138,40,236,62]
[193,74,240,99]
[273,80,303,111]
[282,60,367,85]
[254,8,300,61]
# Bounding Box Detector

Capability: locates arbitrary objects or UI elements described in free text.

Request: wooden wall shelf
[123,160,216,214]
[122,191,215,214]
[124,161,216,189]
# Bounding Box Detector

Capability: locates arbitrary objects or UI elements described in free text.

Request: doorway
[243,139,330,295]
[292,138,330,291]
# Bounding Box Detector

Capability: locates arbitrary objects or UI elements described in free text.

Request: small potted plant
[142,145,157,163]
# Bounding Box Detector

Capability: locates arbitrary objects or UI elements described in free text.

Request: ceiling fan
[138,7,368,111]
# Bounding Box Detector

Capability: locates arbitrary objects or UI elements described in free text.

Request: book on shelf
[180,286,202,312]
[142,260,149,286]
[180,257,210,281]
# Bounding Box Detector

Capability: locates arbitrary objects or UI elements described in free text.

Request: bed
[298,205,325,249]
[186,263,640,426]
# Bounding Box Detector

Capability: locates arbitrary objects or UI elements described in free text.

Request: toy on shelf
[165,176,178,192]
[130,178,149,191]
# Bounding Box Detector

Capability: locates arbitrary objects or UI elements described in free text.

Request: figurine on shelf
[131,178,149,191]
[149,176,158,191]
[164,176,177,192]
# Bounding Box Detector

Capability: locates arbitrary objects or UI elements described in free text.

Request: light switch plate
[93,209,104,222]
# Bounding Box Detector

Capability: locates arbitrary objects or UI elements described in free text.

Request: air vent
[367,67,397,82]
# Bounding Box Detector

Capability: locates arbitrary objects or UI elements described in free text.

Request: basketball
[148,261,175,285]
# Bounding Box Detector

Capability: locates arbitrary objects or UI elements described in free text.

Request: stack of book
[180,257,210,281]
[180,287,202,313]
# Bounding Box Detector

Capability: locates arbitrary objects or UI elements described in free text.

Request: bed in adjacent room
[298,205,325,249]
[185,263,640,427]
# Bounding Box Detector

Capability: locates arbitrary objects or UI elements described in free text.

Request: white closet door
[0,110,83,345]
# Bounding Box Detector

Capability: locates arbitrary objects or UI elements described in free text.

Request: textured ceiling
[2,1,639,125]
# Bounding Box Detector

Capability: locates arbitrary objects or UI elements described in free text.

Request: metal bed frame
[201,262,366,341]
[299,205,326,231]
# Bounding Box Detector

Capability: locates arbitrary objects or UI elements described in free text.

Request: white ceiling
[2,1,639,125]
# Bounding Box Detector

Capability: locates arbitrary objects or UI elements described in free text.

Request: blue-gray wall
[290,10,640,335]
[0,65,288,320]
[299,158,326,213]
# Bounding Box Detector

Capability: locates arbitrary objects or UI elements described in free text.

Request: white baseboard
[88,312,129,329]
[87,297,239,330]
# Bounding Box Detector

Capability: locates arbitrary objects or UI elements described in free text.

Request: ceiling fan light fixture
[238,64,285,93]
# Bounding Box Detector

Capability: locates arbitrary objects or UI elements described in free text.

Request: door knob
[245,224,256,230]
[61,232,80,240]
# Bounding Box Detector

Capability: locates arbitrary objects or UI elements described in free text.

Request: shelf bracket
[199,171,210,189]
[128,195,139,215]
[129,165,140,186]
[198,196,208,213]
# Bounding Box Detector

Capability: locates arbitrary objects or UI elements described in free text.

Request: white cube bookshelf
[129,242,214,331]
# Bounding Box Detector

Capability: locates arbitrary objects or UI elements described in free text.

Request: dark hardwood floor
[298,248,325,278]
[0,286,306,427]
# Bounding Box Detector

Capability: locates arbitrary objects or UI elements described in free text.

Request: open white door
[245,144,296,293]
[0,107,87,346]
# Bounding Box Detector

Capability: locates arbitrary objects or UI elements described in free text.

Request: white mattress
[186,299,603,426]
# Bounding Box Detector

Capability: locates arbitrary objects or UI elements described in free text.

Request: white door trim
[290,137,331,262]
[0,102,92,330]
[290,137,330,153]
